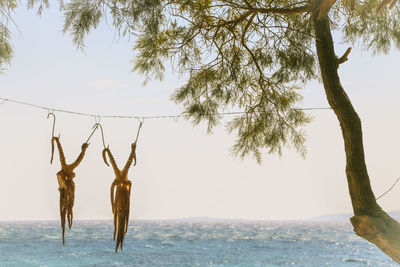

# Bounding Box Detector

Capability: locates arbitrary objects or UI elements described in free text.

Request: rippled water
[0,220,395,266]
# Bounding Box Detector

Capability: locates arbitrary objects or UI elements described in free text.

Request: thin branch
[239,5,311,15]
[241,12,256,44]
[337,47,352,66]
[217,11,253,27]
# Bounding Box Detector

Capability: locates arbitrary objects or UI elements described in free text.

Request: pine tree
[16,0,400,262]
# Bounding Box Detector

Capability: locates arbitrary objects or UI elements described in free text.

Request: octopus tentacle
[125,181,132,234]
[115,184,130,252]
[59,188,67,245]
[65,179,75,229]
[102,148,109,166]
[61,211,66,245]
[67,193,73,229]
[53,137,67,169]
[111,181,118,241]
[70,143,89,170]
[110,181,117,214]
[68,209,73,229]
[116,213,126,252]
[121,143,136,178]
[51,138,55,164]
[113,185,120,241]
[113,212,117,241]
[106,149,121,178]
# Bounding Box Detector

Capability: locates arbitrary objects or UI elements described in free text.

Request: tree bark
[312,0,400,263]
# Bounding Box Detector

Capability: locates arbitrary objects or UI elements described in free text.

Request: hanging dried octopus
[51,136,89,245]
[102,143,136,252]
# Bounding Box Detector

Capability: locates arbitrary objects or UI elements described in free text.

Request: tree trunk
[312,0,400,263]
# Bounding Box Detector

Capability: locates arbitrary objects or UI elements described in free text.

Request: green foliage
[338,0,400,53]
[63,1,103,49]
[60,0,319,162]
[0,0,17,72]
[8,0,400,161]
[27,0,50,15]
[0,0,55,72]
[0,23,12,72]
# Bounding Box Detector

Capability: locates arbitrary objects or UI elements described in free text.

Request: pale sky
[0,5,399,221]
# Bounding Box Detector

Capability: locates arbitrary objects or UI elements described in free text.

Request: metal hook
[0,98,7,105]
[93,115,101,124]
[134,120,144,144]
[47,112,56,138]
[173,116,179,123]
[96,123,107,149]
[85,123,99,144]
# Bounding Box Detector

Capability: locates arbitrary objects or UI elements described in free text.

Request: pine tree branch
[241,12,256,44]
[218,11,253,27]
[239,5,311,15]
[337,47,352,67]
[217,0,310,14]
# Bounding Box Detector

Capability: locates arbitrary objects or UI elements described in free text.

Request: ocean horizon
[0,219,396,266]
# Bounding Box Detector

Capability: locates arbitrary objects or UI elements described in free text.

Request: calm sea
[0,220,395,266]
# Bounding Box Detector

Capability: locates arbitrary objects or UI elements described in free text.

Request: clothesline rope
[2,96,399,200]
[0,96,332,120]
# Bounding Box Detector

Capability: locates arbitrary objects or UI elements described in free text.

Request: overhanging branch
[242,5,311,14]
[217,11,252,27]
[218,0,311,14]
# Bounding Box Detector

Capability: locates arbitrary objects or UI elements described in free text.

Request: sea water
[0,220,396,266]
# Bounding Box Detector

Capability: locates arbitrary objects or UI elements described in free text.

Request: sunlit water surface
[0,220,395,266]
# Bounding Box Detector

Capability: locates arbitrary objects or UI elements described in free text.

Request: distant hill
[307,210,400,222]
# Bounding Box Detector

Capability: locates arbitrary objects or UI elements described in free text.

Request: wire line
[0,96,332,120]
[376,177,400,200]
